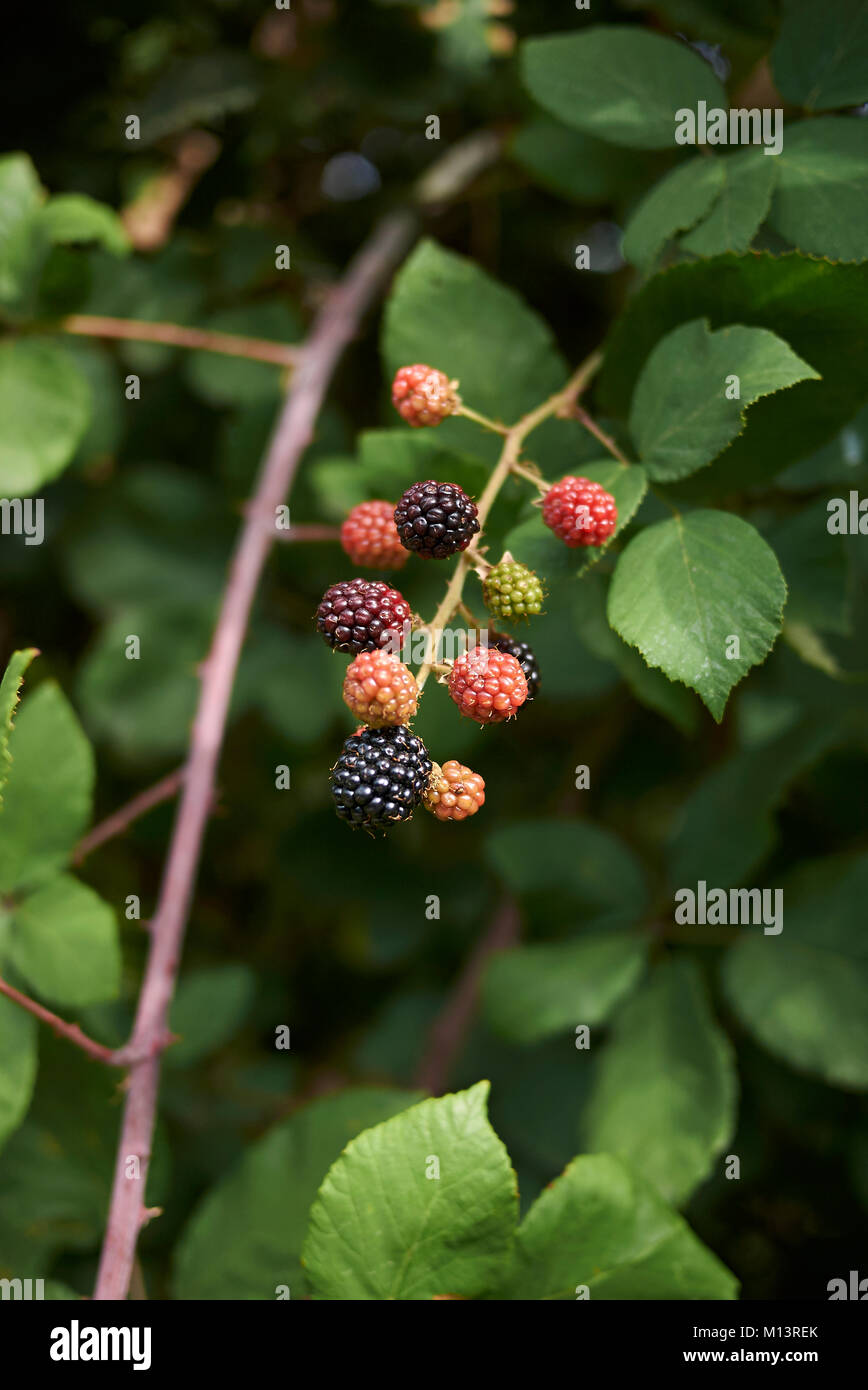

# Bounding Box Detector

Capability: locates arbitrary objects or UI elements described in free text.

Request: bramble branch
[60,315,301,368]
[72,767,187,865]
[0,976,120,1065]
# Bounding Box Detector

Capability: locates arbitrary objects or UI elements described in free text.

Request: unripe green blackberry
[483,559,544,620]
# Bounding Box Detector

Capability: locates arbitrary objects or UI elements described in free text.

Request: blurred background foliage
[0,0,867,1299]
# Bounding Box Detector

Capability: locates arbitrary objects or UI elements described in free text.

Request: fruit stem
[571,405,632,466]
[416,349,603,691]
[454,404,509,435]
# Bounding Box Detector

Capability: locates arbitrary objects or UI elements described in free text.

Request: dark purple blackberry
[491,632,541,701]
[315,578,411,655]
[330,725,432,828]
[394,480,480,560]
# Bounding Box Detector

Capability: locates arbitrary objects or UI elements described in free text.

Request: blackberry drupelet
[330,725,432,828]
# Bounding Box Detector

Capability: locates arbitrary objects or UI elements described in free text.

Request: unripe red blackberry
[491,632,541,701]
[542,476,617,548]
[424,760,486,822]
[315,578,411,655]
[330,725,431,828]
[483,559,544,620]
[394,480,480,560]
[343,650,418,727]
[340,500,407,570]
[392,364,458,428]
[448,645,528,723]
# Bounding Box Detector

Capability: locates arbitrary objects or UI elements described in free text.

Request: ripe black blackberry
[394,480,480,559]
[315,578,411,655]
[331,725,432,828]
[491,632,541,701]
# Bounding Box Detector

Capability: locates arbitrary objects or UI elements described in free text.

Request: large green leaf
[483,934,648,1045]
[608,511,787,720]
[520,28,726,150]
[0,341,91,495]
[764,501,851,635]
[598,253,868,496]
[6,876,120,1009]
[496,1154,737,1300]
[680,149,778,258]
[629,320,818,483]
[0,996,37,1155]
[767,118,868,263]
[0,681,94,895]
[174,1088,419,1299]
[382,240,566,448]
[485,819,648,923]
[0,648,38,803]
[302,1083,518,1300]
[622,158,724,273]
[584,959,737,1205]
[772,0,868,110]
[722,854,868,1091]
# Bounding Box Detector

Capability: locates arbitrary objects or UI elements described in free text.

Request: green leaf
[767,118,868,263]
[0,681,93,895]
[608,511,788,720]
[510,118,650,203]
[680,148,778,257]
[0,648,38,803]
[622,158,724,273]
[503,461,647,581]
[485,819,648,923]
[302,1083,518,1300]
[0,996,37,1154]
[167,965,256,1067]
[668,716,848,888]
[483,934,647,1045]
[382,240,566,447]
[497,1153,737,1299]
[584,959,737,1205]
[722,854,868,1090]
[6,876,120,1009]
[37,195,129,256]
[598,253,868,497]
[0,154,44,305]
[772,0,868,111]
[521,27,727,150]
[0,341,91,495]
[629,319,819,483]
[173,1089,421,1299]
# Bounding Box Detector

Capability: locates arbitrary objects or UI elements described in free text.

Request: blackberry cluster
[315,578,410,655]
[394,480,480,559]
[491,632,541,701]
[330,725,432,828]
